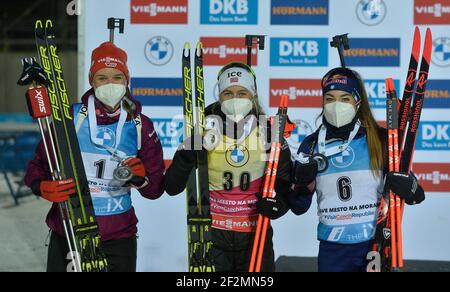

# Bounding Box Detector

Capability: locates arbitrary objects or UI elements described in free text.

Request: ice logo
[144,36,174,66]
[331,146,355,169]
[356,0,386,26]
[432,37,450,67]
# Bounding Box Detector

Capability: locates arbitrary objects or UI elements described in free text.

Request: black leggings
[210,228,275,272]
[47,232,137,272]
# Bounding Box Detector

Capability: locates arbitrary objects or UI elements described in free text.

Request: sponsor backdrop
[81,0,450,271]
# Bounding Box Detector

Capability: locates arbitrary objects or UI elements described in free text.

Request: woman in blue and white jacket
[289,67,426,272]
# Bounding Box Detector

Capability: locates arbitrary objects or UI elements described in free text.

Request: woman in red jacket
[24,42,165,272]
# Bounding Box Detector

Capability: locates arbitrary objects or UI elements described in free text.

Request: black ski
[371,27,432,272]
[400,28,432,172]
[35,19,107,272]
[398,27,421,150]
[182,42,213,272]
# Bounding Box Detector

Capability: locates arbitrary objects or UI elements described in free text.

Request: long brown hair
[320,68,385,176]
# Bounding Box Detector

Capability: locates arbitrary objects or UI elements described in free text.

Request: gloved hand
[293,158,318,187]
[39,179,76,203]
[255,193,289,220]
[122,157,147,189]
[385,172,425,205]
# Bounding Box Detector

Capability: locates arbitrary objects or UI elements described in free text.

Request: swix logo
[414,0,450,24]
[413,163,450,192]
[200,37,258,65]
[269,79,322,108]
[130,0,188,24]
[417,121,450,150]
[34,90,46,113]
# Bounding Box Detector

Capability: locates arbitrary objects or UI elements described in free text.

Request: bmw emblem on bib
[226,144,249,168]
[94,127,116,150]
[331,145,355,169]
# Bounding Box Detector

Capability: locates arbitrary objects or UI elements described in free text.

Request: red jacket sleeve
[24,138,52,193]
[136,115,165,200]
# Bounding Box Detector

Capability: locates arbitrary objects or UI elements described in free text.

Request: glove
[385,172,425,205]
[122,157,147,189]
[255,193,289,220]
[293,157,318,187]
[39,179,76,203]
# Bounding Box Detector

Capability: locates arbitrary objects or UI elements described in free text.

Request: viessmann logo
[131,0,188,24]
[414,0,450,24]
[413,163,450,192]
[269,79,323,108]
[200,37,258,66]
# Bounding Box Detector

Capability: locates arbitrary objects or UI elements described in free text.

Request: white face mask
[221,98,253,123]
[324,101,357,128]
[94,83,126,108]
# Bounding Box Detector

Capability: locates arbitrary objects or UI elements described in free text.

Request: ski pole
[386,78,399,269]
[249,95,288,272]
[23,80,82,272]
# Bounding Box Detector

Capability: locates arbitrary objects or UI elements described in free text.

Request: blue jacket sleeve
[288,133,317,216]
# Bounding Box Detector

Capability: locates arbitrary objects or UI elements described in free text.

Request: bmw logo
[432,37,450,67]
[356,0,387,26]
[144,36,174,66]
[331,146,355,169]
[94,127,116,150]
[226,144,249,167]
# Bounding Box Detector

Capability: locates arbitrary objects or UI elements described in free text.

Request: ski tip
[183,42,191,50]
[280,94,288,107]
[385,78,393,92]
[424,28,433,63]
[35,20,43,29]
[45,19,53,29]
[387,78,395,92]
[195,42,203,58]
[412,27,421,60]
